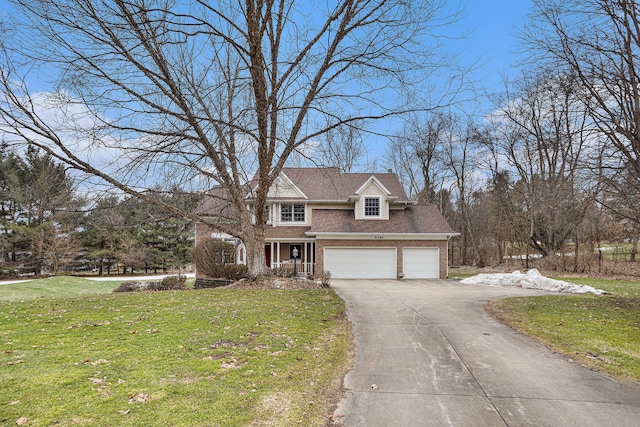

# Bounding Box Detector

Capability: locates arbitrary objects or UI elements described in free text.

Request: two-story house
[195,167,458,280]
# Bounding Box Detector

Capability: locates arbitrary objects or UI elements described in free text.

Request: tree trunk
[244,224,270,278]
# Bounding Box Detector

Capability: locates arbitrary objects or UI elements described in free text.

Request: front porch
[265,241,315,276]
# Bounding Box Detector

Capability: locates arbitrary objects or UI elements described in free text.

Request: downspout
[446,234,452,279]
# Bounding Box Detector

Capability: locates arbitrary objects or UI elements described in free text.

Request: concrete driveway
[330,279,640,427]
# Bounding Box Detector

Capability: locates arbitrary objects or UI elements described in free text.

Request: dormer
[352,176,393,220]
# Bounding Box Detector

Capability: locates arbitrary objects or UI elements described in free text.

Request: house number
[374,235,384,239]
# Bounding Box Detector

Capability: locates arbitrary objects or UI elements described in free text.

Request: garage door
[324,247,396,279]
[403,248,439,279]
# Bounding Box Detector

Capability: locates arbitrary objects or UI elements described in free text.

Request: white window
[364,197,381,217]
[281,204,305,222]
[264,205,271,224]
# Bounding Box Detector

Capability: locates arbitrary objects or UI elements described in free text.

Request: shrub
[321,270,332,288]
[272,265,294,278]
[113,276,187,293]
[159,275,187,290]
[219,264,248,280]
[113,281,147,293]
[193,239,247,280]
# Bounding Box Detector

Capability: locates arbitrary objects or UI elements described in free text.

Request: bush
[321,270,332,288]
[113,281,147,293]
[193,239,247,280]
[218,264,248,280]
[113,276,187,293]
[272,265,295,278]
[159,275,186,290]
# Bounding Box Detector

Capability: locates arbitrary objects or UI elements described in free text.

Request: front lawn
[0,276,120,301]
[486,277,640,382]
[0,285,351,426]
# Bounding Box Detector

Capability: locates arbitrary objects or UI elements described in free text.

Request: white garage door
[403,248,439,279]
[324,247,396,279]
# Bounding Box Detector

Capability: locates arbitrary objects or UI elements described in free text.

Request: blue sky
[454,0,534,111]
[460,0,532,70]
[0,0,535,169]
[0,0,533,109]
[462,0,532,75]
[360,0,535,164]
[0,0,532,98]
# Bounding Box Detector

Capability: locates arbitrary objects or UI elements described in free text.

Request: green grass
[0,276,120,301]
[486,277,640,382]
[0,283,351,426]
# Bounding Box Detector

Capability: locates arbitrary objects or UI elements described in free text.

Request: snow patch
[460,269,606,295]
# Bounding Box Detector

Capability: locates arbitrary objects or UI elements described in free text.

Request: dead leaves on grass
[89,377,105,385]
[112,392,151,418]
[220,358,247,370]
[127,392,151,404]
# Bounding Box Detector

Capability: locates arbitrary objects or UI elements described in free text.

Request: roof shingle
[308,205,455,235]
[280,167,410,202]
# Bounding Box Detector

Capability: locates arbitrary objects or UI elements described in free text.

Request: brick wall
[194,222,217,247]
[196,222,451,280]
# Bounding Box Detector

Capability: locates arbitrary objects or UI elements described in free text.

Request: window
[281,204,305,222]
[264,205,271,224]
[364,197,380,217]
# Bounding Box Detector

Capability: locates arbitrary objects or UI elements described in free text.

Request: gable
[266,172,308,199]
[354,175,391,197]
[353,175,392,219]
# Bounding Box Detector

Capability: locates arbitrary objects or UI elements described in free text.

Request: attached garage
[402,247,440,279]
[324,247,396,279]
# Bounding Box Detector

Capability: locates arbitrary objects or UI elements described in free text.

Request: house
[195,167,458,280]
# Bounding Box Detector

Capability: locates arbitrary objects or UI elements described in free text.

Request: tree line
[0,145,196,277]
[386,0,640,274]
[387,106,637,275]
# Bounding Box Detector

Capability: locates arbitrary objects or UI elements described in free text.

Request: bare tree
[386,112,488,265]
[316,121,366,173]
[37,223,84,275]
[524,0,640,226]
[385,113,450,203]
[437,115,486,266]
[488,71,597,266]
[0,0,462,277]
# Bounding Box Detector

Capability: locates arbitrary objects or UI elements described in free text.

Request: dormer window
[281,203,305,222]
[364,196,381,217]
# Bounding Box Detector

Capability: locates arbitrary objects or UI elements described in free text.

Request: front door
[265,244,271,267]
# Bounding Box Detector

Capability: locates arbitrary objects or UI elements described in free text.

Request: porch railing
[271,261,313,276]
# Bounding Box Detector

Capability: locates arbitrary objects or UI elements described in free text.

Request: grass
[0,276,120,301]
[0,279,352,426]
[486,277,640,382]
